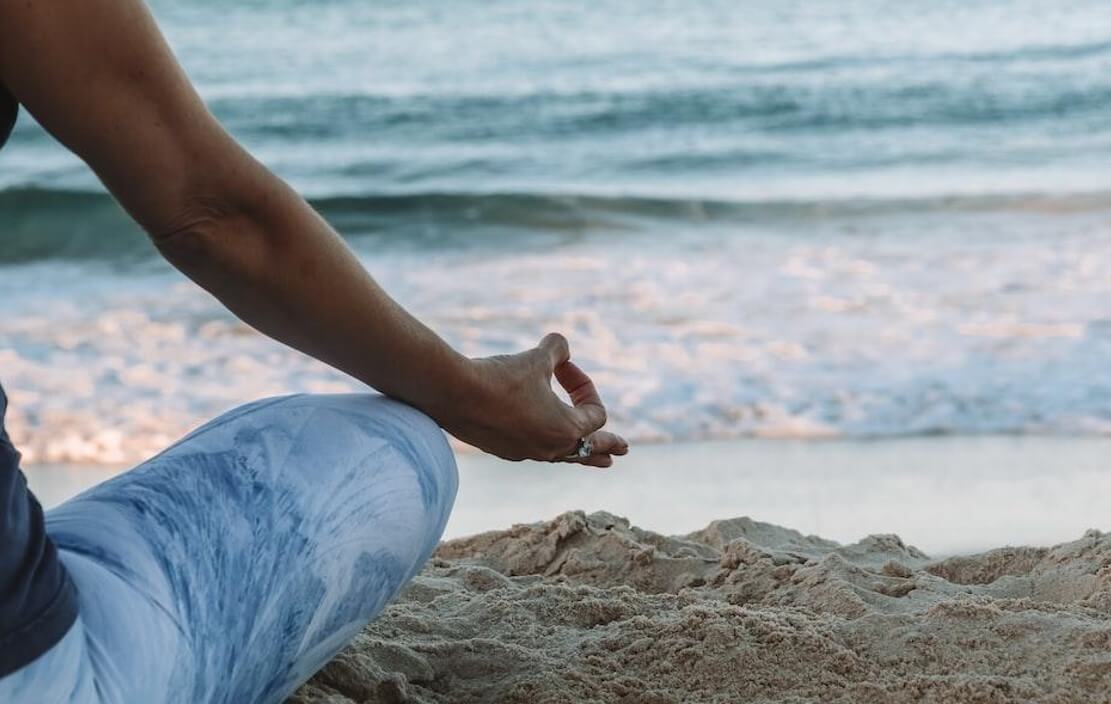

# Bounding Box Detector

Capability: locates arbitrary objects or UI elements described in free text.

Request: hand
[439,333,629,467]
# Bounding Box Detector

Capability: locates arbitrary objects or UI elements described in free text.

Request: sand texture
[289,511,1111,704]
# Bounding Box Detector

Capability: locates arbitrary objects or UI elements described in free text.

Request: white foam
[4,207,1111,464]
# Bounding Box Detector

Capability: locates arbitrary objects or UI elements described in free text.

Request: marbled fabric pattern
[0,393,458,703]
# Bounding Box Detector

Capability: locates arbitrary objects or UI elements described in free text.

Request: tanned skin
[0,0,628,466]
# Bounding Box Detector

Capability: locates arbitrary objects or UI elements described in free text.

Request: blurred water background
[4,0,1111,466]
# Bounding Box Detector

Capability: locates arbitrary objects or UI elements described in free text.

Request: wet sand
[30,435,1111,555]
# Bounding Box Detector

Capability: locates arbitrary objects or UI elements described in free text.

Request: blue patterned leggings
[0,393,458,703]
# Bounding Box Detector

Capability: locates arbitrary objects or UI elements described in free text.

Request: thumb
[537,332,570,371]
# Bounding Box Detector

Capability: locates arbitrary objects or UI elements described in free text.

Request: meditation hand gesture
[0,0,634,698]
[443,333,629,467]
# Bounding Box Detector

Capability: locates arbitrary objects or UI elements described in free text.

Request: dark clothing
[0,386,78,677]
[0,85,81,675]
[0,83,16,149]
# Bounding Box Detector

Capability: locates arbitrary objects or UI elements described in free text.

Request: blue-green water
[7,0,1111,224]
[3,0,1111,463]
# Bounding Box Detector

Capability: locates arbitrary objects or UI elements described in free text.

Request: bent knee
[292,394,458,571]
[305,394,455,484]
[160,391,458,539]
[289,393,458,517]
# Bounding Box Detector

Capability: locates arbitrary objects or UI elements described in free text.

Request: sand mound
[290,511,1111,704]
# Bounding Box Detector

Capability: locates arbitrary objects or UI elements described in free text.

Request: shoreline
[28,434,1111,556]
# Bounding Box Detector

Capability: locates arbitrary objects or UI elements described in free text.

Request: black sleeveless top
[0,89,80,676]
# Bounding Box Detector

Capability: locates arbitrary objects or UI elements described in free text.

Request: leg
[42,393,458,704]
[0,617,100,703]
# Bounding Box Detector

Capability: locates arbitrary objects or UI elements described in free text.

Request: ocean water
[4,0,1111,463]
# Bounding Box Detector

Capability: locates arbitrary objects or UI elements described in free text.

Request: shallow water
[3,1,1111,462]
[29,436,1111,556]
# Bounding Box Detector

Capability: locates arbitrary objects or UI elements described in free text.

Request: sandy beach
[290,510,1111,704]
[31,439,1111,702]
[5,1,1111,702]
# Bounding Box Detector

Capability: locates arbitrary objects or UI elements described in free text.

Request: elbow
[146,186,289,287]
[144,161,303,277]
[147,168,298,264]
[146,193,240,263]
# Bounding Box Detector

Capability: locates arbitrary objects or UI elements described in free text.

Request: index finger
[554,360,607,431]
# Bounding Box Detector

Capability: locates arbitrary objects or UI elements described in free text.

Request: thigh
[45,393,458,704]
[0,615,100,704]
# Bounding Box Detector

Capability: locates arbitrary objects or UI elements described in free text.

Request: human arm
[0,0,627,465]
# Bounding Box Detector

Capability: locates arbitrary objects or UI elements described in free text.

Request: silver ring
[561,436,593,460]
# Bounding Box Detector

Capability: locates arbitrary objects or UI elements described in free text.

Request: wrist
[415,349,486,430]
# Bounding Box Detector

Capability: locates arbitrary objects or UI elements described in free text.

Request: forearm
[152,163,473,423]
[0,0,624,465]
[0,0,469,419]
